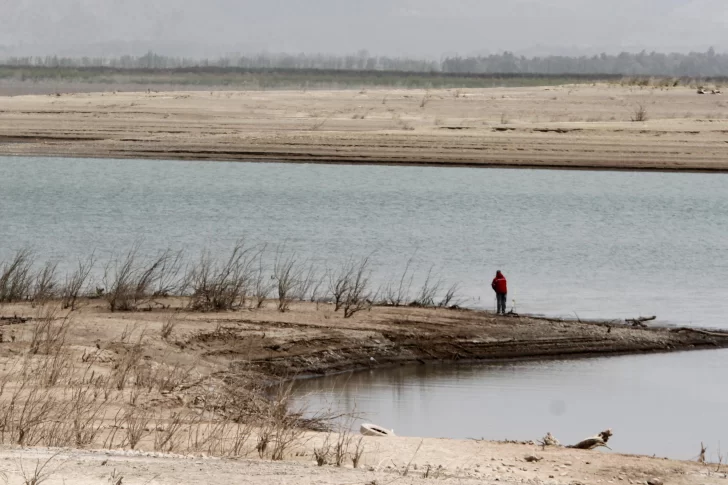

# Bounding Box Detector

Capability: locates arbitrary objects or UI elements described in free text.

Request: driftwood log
[626,316,656,327]
[568,429,613,450]
[671,327,728,338]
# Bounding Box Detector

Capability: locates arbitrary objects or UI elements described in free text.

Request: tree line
[1,48,727,77]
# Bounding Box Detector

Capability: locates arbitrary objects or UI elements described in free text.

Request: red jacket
[492,272,508,294]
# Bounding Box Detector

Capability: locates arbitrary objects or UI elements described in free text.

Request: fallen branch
[670,327,728,338]
[568,429,613,450]
[626,316,656,327]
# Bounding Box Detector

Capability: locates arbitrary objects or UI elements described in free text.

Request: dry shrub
[32,262,58,305]
[104,245,181,312]
[412,267,442,307]
[438,282,463,308]
[17,451,64,485]
[68,383,107,447]
[2,375,69,446]
[136,359,198,393]
[185,242,254,311]
[160,314,178,341]
[313,411,364,467]
[0,248,34,303]
[255,381,309,460]
[186,419,251,456]
[314,435,332,466]
[351,436,365,468]
[61,254,95,310]
[342,257,374,318]
[327,256,374,317]
[296,263,326,303]
[273,251,304,313]
[226,421,255,457]
[251,248,274,308]
[333,423,353,466]
[28,307,71,357]
[108,469,124,485]
[382,257,415,306]
[328,264,352,312]
[154,411,186,453]
[111,328,146,390]
[632,103,649,122]
[121,406,153,449]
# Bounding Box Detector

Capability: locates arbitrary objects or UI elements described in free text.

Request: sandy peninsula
[0,298,726,484]
[1,84,728,171]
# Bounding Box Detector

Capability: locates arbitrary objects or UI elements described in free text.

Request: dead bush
[273,251,303,313]
[382,257,415,306]
[28,307,71,359]
[103,245,181,312]
[328,264,353,312]
[154,411,186,453]
[121,406,153,449]
[185,242,254,311]
[296,263,326,302]
[314,435,332,466]
[632,103,649,122]
[160,314,179,341]
[138,359,198,393]
[32,262,58,305]
[334,426,353,467]
[351,436,365,468]
[17,451,64,485]
[111,329,146,390]
[254,381,309,460]
[108,469,124,485]
[342,257,374,318]
[251,247,274,309]
[5,383,62,446]
[0,248,34,303]
[438,282,463,308]
[68,383,107,447]
[61,254,95,310]
[412,268,442,307]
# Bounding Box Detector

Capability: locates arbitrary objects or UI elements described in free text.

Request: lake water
[2,156,727,327]
[2,156,728,459]
[293,351,728,460]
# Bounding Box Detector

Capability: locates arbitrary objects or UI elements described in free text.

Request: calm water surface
[2,156,728,459]
[294,351,728,460]
[2,156,727,326]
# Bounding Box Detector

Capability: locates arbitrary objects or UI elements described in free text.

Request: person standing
[491,270,508,315]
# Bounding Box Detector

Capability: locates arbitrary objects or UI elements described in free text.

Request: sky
[1,0,726,58]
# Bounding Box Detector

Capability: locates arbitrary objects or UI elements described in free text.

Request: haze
[1,0,726,57]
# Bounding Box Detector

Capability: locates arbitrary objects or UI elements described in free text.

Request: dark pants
[496,293,507,314]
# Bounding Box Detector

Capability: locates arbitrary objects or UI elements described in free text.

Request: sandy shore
[1,84,728,170]
[2,299,724,380]
[0,438,723,485]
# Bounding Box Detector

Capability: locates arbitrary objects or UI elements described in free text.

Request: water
[293,351,728,460]
[2,156,727,327]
